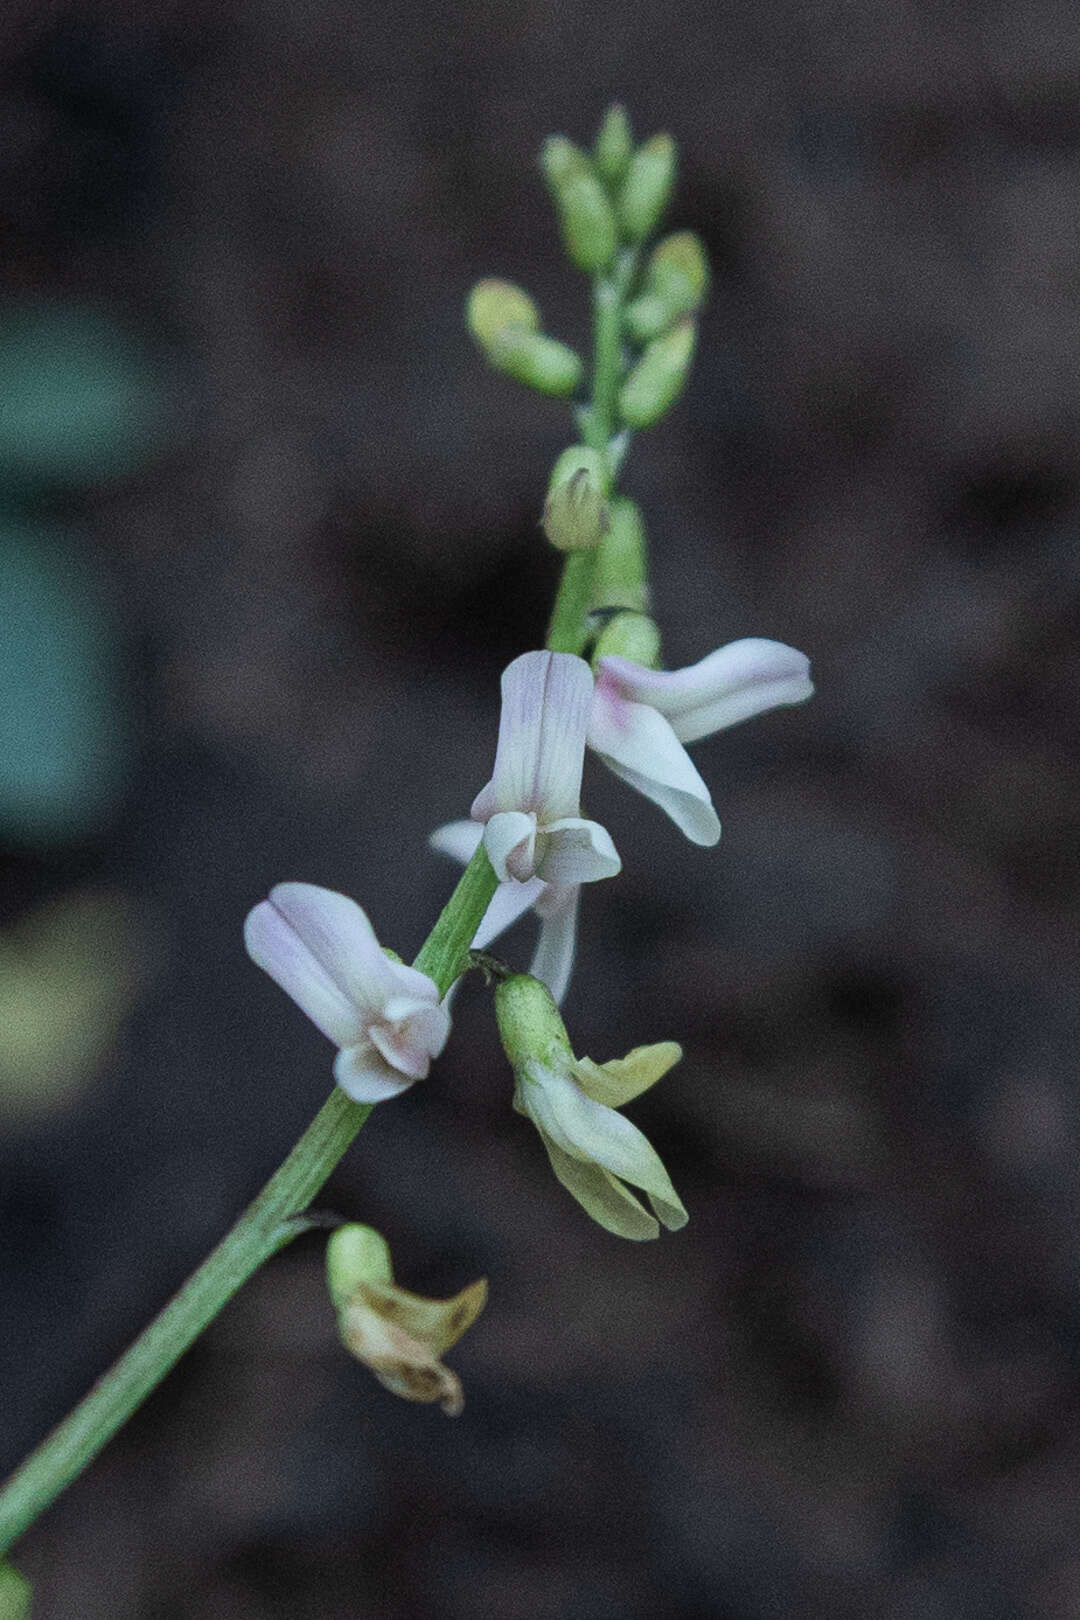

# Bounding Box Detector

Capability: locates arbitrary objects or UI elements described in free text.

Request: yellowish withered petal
[574,1041,682,1108]
[339,1277,488,1417]
[539,1134,661,1241]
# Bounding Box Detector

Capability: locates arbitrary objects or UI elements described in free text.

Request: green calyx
[542,445,611,552]
[589,496,650,614]
[326,1224,393,1314]
[494,974,574,1077]
[592,610,662,671]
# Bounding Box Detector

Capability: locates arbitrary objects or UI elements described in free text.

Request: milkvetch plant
[0,104,813,1590]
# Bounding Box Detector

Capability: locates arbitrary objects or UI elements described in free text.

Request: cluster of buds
[467,105,705,435]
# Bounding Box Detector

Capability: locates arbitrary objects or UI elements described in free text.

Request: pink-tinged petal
[529,884,580,1004]
[369,1023,430,1079]
[537,817,620,886]
[587,698,721,846]
[261,883,397,1014]
[597,639,813,743]
[472,651,593,823]
[428,820,484,864]
[483,810,538,882]
[334,1041,416,1102]
[244,895,364,1048]
[382,994,451,1063]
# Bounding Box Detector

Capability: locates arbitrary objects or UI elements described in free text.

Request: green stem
[546,551,598,656]
[0,846,497,1557]
[548,247,639,656]
[583,247,638,453]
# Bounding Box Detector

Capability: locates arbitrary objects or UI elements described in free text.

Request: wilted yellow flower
[327,1225,486,1417]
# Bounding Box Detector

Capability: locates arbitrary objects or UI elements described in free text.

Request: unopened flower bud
[593,611,662,671]
[540,137,616,273]
[540,135,591,190]
[618,318,696,429]
[466,279,540,349]
[495,973,574,1077]
[625,231,710,344]
[542,446,610,552]
[617,133,677,242]
[593,104,633,190]
[0,1564,30,1620]
[590,496,651,613]
[488,328,584,397]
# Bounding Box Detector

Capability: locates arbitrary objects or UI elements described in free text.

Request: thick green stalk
[0,846,497,1557]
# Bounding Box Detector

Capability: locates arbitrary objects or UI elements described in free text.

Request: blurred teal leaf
[0,302,158,487]
[0,523,127,844]
[0,1560,31,1619]
[0,891,142,1127]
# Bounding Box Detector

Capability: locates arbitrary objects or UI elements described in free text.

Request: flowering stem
[0,846,497,1557]
[547,247,639,657]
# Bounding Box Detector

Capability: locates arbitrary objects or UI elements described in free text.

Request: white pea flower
[244,883,449,1102]
[587,637,814,845]
[472,649,620,886]
[429,818,580,1006]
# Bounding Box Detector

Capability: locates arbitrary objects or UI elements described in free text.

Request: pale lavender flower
[587,638,813,845]
[471,650,620,886]
[429,819,580,1005]
[244,883,449,1102]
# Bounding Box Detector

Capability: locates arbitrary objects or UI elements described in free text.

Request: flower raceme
[495,973,688,1241]
[587,635,814,845]
[244,883,449,1102]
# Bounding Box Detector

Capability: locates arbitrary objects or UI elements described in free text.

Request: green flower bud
[0,1564,30,1620]
[593,610,662,671]
[625,231,710,344]
[590,496,650,613]
[540,135,591,190]
[326,1224,393,1313]
[558,173,618,273]
[617,133,677,242]
[488,328,584,397]
[495,973,574,1077]
[466,279,540,350]
[540,137,616,273]
[593,104,633,189]
[618,318,696,429]
[542,445,611,552]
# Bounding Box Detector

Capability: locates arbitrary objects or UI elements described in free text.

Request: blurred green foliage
[0,303,157,489]
[0,522,127,845]
[0,1560,30,1619]
[0,890,142,1126]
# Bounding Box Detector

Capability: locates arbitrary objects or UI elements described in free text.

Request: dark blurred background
[2,2,1079,1616]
